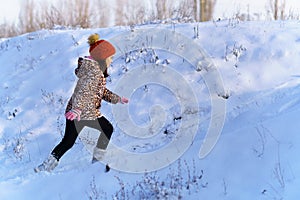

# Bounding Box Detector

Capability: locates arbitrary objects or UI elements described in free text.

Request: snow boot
[34,155,59,173]
[92,148,106,163]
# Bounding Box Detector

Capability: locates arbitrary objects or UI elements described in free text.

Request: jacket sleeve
[102,88,121,104]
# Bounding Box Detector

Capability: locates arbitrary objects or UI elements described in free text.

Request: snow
[1,20,300,199]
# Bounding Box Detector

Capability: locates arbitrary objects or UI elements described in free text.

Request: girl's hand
[65,109,82,121]
[119,97,129,104]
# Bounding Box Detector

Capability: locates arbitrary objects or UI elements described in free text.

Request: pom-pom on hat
[88,33,116,61]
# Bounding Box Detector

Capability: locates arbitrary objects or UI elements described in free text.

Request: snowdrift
[1,20,300,199]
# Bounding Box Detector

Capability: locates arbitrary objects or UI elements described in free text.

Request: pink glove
[65,109,81,121]
[119,97,129,104]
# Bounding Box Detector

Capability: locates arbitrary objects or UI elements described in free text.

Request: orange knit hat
[88,33,116,61]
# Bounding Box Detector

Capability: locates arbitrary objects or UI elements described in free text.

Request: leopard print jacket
[65,57,120,120]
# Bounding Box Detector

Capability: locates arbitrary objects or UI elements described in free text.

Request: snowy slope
[1,20,300,199]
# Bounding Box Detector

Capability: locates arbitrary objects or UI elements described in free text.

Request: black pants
[51,116,113,161]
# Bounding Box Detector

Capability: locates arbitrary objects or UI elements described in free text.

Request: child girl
[35,33,128,172]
